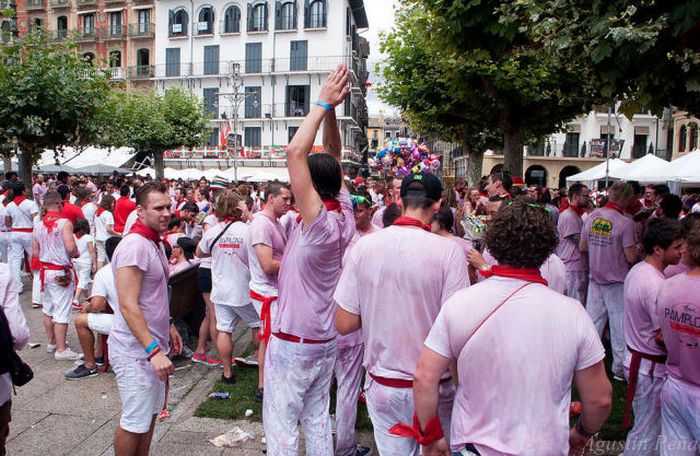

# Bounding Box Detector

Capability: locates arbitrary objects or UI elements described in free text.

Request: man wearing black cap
[335,172,469,455]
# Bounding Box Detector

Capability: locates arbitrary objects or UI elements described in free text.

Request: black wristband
[575,419,597,438]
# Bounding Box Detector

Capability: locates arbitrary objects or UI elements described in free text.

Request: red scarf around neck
[295,198,341,223]
[604,200,624,214]
[42,210,62,232]
[393,216,432,232]
[75,232,84,239]
[129,219,162,245]
[224,216,242,223]
[569,205,586,218]
[13,195,26,206]
[480,265,549,286]
[96,207,106,217]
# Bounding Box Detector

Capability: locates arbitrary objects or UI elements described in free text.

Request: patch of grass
[195,363,263,421]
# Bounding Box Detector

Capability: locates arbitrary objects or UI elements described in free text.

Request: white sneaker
[47,344,57,353]
[54,348,83,361]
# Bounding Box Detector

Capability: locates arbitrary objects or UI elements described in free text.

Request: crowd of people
[0,65,699,456]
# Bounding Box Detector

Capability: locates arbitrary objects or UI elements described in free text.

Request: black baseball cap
[400,172,443,201]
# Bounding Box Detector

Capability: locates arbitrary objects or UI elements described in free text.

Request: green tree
[379,2,596,178]
[103,88,210,179]
[0,31,112,189]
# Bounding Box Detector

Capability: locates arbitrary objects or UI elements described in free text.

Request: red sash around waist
[39,262,75,292]
[623,346,667,429]
[12,228,33,233]
[272,331,335,345]
[250,290,276,343]
[368,371,452,389]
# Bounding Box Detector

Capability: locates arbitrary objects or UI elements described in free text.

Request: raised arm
[323,105,341,161]
[286,65,350,226]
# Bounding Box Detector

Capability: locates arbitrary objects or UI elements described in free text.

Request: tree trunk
[2,155,11,174]
[464,145,485,187]
[18,150,33,199]
[153,150,164,180]
[502,128,524,178]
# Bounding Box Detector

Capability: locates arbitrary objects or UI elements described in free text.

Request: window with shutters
[207,127,220,147]
[224,6,241,33]
[245,127,262,147]
[203,88,219,118]
[245,43,262,73]
[109,50,121,68]
[170,9,188,37]
[305,0,325,28]
[290,40,307,71]
[82,14,94,35]
[679,125,687,152]
[57,15,67,38]
[203,45,219,75]
[165,47,181,77]
[198,6,214,35]
[245,87,262,118]
[249,3,268,32]
[278,1,296,30]
[286,85,309,117]
[109,12,122,36]
[562,133,579,157]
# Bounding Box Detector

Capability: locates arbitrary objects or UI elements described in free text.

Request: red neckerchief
[224,216,242,223]
[569,205,585,217]
[79,199,89,208]
[75,232,84,239]
[295,198,340,223]
[480,265,548,286]
[42,210,62,232]
[626,199,642,216]
[604,200,624,215]
[96,207,106,216]
[129,219,162,246]
[393,216,432,232]
[13,195,26,206]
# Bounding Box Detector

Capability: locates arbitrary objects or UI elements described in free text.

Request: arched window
[278,1,296,30]
[170,9,189,36]
[307,0,325,28]
[198,6,214,34]
[109,50,121,68]
[689,122,698,151]
[224,6,241,33]
[249,2,268,32]
[679,125,687,152]
[57,16,67,38]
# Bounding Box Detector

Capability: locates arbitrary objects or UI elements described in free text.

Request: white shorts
[74,262,92,290]
[215,303,260,333]
[87,313,113,336]
[112,357,166,434]
[42,270,75,325]
[95,241,107,263]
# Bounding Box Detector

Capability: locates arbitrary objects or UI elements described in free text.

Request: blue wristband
[313,100,332,111]
[145,340,158,355]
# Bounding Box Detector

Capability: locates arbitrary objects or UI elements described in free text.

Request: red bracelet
[389,413,444,446]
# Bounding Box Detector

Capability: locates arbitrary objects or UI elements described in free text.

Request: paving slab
[5,409,50,441]
[6,413,111,455]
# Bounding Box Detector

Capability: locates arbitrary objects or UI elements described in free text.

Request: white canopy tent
[662,150,700,184]
[137,166,290,183]
[610,154,673,183]
[566,159,629,184]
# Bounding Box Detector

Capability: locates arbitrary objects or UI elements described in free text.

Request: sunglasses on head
[350,195,371,209]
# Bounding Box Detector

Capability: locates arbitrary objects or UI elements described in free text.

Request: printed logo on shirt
[590,217,613,237]
[218,236,243,250]
[665,303,700,348]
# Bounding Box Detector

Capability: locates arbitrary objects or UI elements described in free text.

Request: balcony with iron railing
[75,0,96,8]
[76,28,97,41]
[100,24,125,40]
[128,22,154,38]
[108,66,126,80]
[128,65,154,79]
[49,0,69,7]
[47,29,68,41]
[25,0,45,10]
[103,0,124,5]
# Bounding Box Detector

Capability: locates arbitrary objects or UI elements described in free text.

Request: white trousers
[624,367,664,455]
[263,336,337,456]
[660,376,700,456]
[586,281,625,377]
[565,270,588,305]
[334,343,364,456]
[365,376,455,456]
[8,232,32,292]
[0,232,9,263]
[31,270,42,306]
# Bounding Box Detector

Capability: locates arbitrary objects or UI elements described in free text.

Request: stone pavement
[5,277,379,455]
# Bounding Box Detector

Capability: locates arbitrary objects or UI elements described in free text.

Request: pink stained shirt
[664,262,691,278]
[109,234,170,359]
[247,212,287,297]
[424,277,605,454]
[477,249,567,294]
[623,261,667,376]
[334,225,469,380]
[557,208,587,272]
[656,272,700,387]
[274,188,355,341]
[581,206,637,284]
[0,263,29,406]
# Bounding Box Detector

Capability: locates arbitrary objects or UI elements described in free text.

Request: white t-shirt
[247,212,286,296]
[73,234,94,265]
[424,277,605,454]
[7,199,39,229]
[91,261,119,311]
[122,210,138,236]
[94,211,114,241]
[81,202,97,233]
[199,220,250,307]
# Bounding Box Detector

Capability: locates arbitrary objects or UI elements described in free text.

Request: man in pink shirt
[246,181,291,402]
[581,180,639,380]
[262,65,355,454]
[110,182,183,456]
[656,223,700,455]
[372,176,402,228]
[412,199,612,455]
[623,218,683,455]
[557,183,590,303]
[335,172,468,455]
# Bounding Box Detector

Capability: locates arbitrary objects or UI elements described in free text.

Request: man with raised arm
[263,65,355,454]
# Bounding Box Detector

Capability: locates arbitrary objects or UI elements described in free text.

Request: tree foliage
[0,30,111,187]
[103,88,210,178]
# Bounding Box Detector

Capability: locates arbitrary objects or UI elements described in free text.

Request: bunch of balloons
[368,138,441,177]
